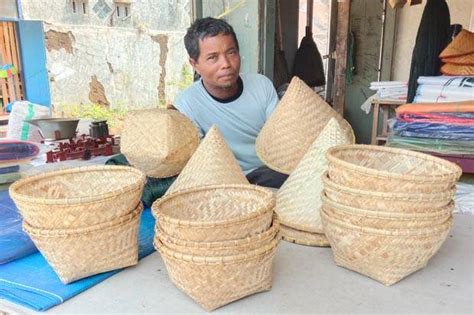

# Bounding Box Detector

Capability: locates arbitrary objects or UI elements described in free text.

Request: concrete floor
[1,213,472,315]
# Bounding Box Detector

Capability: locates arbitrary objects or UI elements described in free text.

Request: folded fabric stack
[369,81,408,102]
[387,101,474,155]
[152,126,279,311]
[322,145,461,286]
[414,76,473,103]
[0,140,40,190]
[439,29,474,77]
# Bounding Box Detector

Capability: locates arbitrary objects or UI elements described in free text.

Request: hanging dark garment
[407,0,451,102]
[292,26,326,87]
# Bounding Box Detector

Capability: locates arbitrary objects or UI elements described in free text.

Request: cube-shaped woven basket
[155,234,280,311]
[322,172,455,212]
[155,217,280,256]
[152,184,275,242]
[321,208,452,286]
[23,203,143,284]
[10,165,145,229]
[121,109,200,178]
[326,145,462,193]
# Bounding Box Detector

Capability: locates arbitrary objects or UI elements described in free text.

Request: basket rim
[256,120,356,175]
[9,165,146,205]
[151,184,275,227]
[321,193,454,219]
[322,172,456,201]
[280,224,329,247]
[321,208,452,236]
[23,202,143,236]
[156,217,280,248]
[325,144,462,181]
[154,232,280,264]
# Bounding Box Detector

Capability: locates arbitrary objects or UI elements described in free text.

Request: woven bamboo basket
[121,109,200,178]
[321,209,452,286]
[321,194,453,229]
[326,145,462,193]
[23,203,143,284]
[256,76,354,175]
[275,117,354,234]
[166,125,248,195]
[280,223,330,247]
[152,184,274,242]
[9,165,146,229]
[322,172,455,212]
[155,217,280,256]
[155,234,279,311]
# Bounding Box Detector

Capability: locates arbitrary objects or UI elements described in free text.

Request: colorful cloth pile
[387,101,474,155]
[369,81,408,102]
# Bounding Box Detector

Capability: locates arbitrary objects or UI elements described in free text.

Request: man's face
[190,33,241,91]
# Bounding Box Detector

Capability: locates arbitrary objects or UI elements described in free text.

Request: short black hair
[184,17,239,61]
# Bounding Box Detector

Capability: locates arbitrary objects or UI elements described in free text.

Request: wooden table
[370,99,405,145]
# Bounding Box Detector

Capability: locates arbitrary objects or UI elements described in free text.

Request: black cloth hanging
[407,0,451,102]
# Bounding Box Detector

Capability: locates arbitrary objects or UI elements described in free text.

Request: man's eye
[208,56,217,61]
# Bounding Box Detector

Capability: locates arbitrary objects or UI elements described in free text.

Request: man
[174,17,287,188]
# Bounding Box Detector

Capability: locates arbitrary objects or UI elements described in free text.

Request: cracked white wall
[20,0,192,109]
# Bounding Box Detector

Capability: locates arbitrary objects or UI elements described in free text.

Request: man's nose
[220,55,231,68]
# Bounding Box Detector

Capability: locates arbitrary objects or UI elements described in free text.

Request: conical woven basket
[155,234,279,311]
[152,184,274,242]
[155,217,280,256]
[256,76,354,174]
[9,165,146,229]
[276,118,354,233]
[166,125,248,195]
[321,209,452,286]
[321,194,453,229]
[326,145,462,193]
[439,29,474,58]
[280,224,330,247]
[441,52,474,65]
[322,172,455,212]
[23,203,143,284]
[440,63,474,76]
[120,109,199,178]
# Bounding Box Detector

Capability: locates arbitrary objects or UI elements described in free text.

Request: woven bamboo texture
[152,184,274,241]
[321,209,452,286]
[23,203,143,284]
[280,223,330,247]
[155,234,279,311]
[439,29,474,58]
[275,118,354,233]
[120,109,199,178]
[326,145,462,193]
[441,52,474,65]
[256,76,354,174]
[440,63,474,76]
[155,218,280,256]
[166,125,248,195]
[321,194,452,229]
[9,165,146,229]
[322,172,455,212]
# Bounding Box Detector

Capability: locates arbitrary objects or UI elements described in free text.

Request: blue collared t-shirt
[174,73,278,174]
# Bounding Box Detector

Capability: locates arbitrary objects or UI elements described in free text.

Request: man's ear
[189,58,200,75]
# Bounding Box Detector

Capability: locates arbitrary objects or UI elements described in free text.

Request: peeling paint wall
[20,0,192,109]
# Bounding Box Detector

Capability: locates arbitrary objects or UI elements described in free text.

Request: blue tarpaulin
[0,207,156,311]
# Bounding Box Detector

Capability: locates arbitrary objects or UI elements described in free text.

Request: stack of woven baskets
[321,144,462,286]
[9,165,146,284]
[152,184,280,311]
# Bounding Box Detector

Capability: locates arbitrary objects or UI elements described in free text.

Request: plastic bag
[391,120,474,140]
[6,101,50,143]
